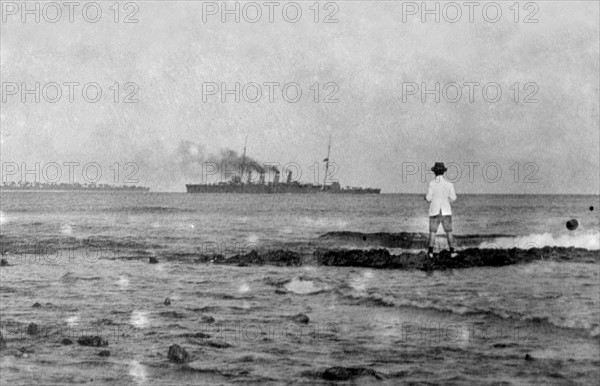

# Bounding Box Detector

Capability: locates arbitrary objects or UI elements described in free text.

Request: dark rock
[0,258,8,266]
[77,336,108,347]
[149,256,159,264]
[290,313,310,324]
[97,350,111,357]
[199,316,215,324]
[205,340,231,349]
[160,311,185,319]
[178,332,211,339]
[168,344,190,364]
[19,346,35,354]
[525,354,534,361]
[27,323,39,335]
[323,366,382,381]
[32,302,41,308]
[61,338,73,345]
[0,333,6,350]
[164,297,171,306]
[219,249,303,267]
[315,249,399,269]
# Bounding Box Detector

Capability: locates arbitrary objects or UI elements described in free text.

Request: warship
[186,137,381,194]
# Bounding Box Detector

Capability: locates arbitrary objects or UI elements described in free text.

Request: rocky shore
[180,246,597,271]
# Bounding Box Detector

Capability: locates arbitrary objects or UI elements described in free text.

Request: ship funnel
[287,171,292,183]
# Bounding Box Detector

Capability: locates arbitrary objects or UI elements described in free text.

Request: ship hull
[185,184,380,194]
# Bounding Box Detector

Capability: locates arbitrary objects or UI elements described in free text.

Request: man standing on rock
[425,162,458,258]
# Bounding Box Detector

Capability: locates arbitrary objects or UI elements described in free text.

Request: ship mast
[323,135,331,188]
[241,135,247,182]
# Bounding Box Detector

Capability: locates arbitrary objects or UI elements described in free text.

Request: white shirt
[426,176,456,216]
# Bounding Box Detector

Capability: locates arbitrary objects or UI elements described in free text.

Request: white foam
[350,270,374,292]
[60,224,73,235]
[118,276,130,289]
[246,234,259,243]
[130,310,149,328]
[0,211,9,225]
[129,360,147,384]
[480,231,599,250]
[285,277,328,294]
[238,283,250,294]
[65,315,79,327]
[301,217,348,229]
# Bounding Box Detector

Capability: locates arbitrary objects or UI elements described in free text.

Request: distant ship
[186,137,381,194]
[0,182,150,192]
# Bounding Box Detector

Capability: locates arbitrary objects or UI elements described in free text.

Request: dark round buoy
[566,219,579,231]
[590,206,594,211]
[362,236,367,241]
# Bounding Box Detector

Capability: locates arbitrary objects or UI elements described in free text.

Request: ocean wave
[480,231,600,250]
[284,277,331,295]
[342,294,599,337]
[106,206,190,214]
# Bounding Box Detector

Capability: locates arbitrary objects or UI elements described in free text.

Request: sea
[0,192,599,385]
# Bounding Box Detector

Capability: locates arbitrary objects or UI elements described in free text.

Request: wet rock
[164,297,171,306]
[322,366,382,381]
[32,302,41,308]
[168,344,190,364]
[61,338,73,345]
[525,354,534,361]
[290,313,310,324]
[0,258,9,266]
[222,249,303,267]
[97,350,111,357]
[77,336,108,347]
[177,332,211,339]
[315,249,398,269]
[199,316,215,324]
[149,256,159,264]
[159,311,185,319]
[27,323,39,335]
[205,340,231,349]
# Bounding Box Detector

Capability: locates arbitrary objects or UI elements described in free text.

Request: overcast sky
[1,1,598,193]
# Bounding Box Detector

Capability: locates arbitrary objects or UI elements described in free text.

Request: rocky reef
[181,246,597,271]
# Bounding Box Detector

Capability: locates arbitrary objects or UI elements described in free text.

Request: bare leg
[446,232,454,250]
[428,232,436,248]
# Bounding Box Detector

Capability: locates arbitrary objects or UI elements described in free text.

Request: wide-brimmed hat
[431,162,447,172]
